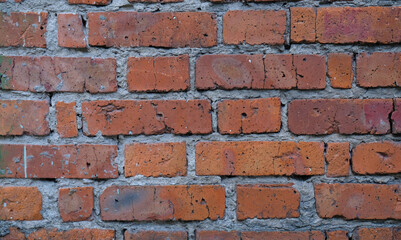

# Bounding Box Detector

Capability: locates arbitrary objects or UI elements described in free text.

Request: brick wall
[1,0,401,239]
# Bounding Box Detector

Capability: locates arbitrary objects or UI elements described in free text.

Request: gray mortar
[1,0,401,239]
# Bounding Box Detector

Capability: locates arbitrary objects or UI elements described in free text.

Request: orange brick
[291,8,316,43]
[56,102,78,138]
[0,187,42,220]
[328,53,353,89]
[326,142,350,177]
[125,142,187,177]
[218,98,281,134]
[58,14,86,48]
[124,230,187,240]
[59,187,94,222]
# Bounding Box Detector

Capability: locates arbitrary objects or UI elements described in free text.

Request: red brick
[196,54,265,90]
[82,100,212,136]
[327,230,348,240]
[26,229,115,240]
[127,55,189,92]
[56,101,78,138]
[328,53,353,89]
[124,230,187,240]
[237,184,300,220]
[88,12,217,48]
[68,0,111,5]
[315,183,401,220]
[357,52,401,87]
[0,144,118,179]
[265,54,326,89]
[316,7,401,44]
[196,141,324,176]
[1,227,26,240]
[223,10,286,45]
[0,100,49,136]
[291,8,316,43]
[58,14,86,48]
[392,98,401,134]
[125,142,187,177]
[0,56,117,93]
[129,0,182,2]
[294,55,326,89]
[288,99,393,135]
[353,227,401,240]
[196,231,240,240]
[352,142,401,175]
[59,187,94,222]
[0,12,47,47]
[326,142,350,177]
[241,231,325,240]
[217,98,281,134]
[100,185,225,221]
[0,186,42,221]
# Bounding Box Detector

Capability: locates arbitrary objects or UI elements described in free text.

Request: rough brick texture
[237,184,300,220]
[0,100,49,136]
[288,99,393,135]
[0,144,118,178]
[315,183,401,220]
[58,187,94,222]
[88,12,217,48]
[124,142,187,177]
[100,185,225,221]
[223,10,286,45]
[217,98,281,134]
[127,55,190,92]
[56,101,78,138]
[0,186,42,220]
[58,14,86,48]
[196,141,324,176]
[82,100,212,136]
[0,56,117,93]
[0,12,47,47]
[3,0,401,237]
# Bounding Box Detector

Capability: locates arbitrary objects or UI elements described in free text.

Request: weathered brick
[357,52,401,87]
[392,98,401,134]
[315,183,401,220]
[237,184,300,220]
[26,229,115,240]
[328,53,353,89]
[125,142,187,177]
[88,12,217,48]
[223,10,286,45]
[59,187,94,222]
[196,54,265,90]
[127,55,189,92]
[196,141,324,176]
[295,55,326,89]
[0,186,42,220]
[0,12,47,47]
[326,142,350,177]
[0,144,118,179]
[316,7,401,44]
[241,231,325,240]
[124,230,187,240]
[352,142,401,175]
[264,54,296,89]
[82,100,212,136]
[217,98,281,134]
[68,0,111,5]
[0,100,49,136]
[100,185,225,221]
[56,101,78,138]
[290,8,316,43]
[288,99,393,135]
[0,56,117,93]
[327,230,348,240]
[129,0,183,2]
[58,14,86,48]
[353,227,401,240]
[196,231,240,240]
[1,227,26,240]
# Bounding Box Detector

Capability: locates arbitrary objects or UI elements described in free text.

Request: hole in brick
[241,113,247,118]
